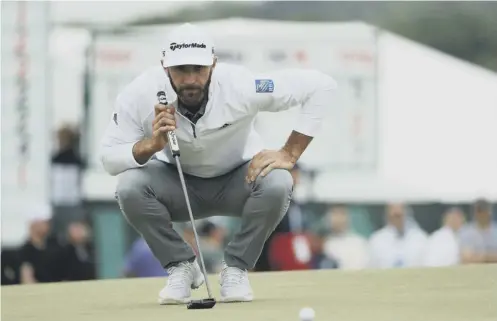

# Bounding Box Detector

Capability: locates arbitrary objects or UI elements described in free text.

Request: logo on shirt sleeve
[255,79,274,93]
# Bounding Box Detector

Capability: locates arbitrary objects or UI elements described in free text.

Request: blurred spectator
[180,223,198,255]
[368,203,428,268]
[268,232,313,271]
[57,221,96,281]
[322,205,368,270]
[1,249,21,285]
[307,233,336,270]
[51,124,85,243]
[198,221,225,273]
[124,237,167,278]
[254,164,308,271]
[18,205,62,284]
[459,199,497,264]
[422,207,465,267]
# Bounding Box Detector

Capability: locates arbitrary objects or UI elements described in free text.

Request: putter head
[186,298,216,309]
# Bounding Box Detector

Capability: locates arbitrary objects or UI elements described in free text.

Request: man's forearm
[460,249,497,264]
[20,263,36,284]
[132,139,161,165]
[281,130,313,164]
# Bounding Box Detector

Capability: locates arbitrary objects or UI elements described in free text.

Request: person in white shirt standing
[368,203,428,269]
[99,23,337,304]
[322,205,369,270]
[422,207,465,267]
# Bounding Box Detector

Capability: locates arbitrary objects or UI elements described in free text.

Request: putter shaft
[174,156,214,299]
[156,91,213,299]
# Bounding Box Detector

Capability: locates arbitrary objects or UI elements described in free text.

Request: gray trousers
[115,159,293,270]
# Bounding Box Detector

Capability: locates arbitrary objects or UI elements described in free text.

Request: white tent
[76,18,497,203]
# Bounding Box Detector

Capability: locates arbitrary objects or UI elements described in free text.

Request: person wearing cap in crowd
[459,198,497,264]
[100,22,337,304]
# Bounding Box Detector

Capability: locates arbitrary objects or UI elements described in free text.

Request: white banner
[1,2,52,247]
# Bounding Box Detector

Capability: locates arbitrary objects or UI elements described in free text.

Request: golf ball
[299,307,315,321]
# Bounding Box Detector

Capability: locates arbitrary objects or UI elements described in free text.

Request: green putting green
[2,265,496,321]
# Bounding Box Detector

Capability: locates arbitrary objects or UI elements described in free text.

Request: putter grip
[167,131,180,157]
[157,91,180,157]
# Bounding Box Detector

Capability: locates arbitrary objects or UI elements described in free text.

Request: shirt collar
[177,96,208,121]
[178,102,206,117]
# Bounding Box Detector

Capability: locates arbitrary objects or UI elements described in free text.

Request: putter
[157,91,216,310]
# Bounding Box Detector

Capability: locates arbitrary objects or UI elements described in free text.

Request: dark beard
[169,69,213,113]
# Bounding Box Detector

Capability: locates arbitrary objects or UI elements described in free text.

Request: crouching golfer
[100,23,337,304]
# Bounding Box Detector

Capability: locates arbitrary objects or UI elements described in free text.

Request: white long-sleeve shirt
[368,226,428,269]
[422,226,460,267]
[323,233,369,270]
[100,63,337,178]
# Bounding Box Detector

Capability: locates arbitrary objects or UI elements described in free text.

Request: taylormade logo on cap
[162,23,215,67]
[169,42,207,51]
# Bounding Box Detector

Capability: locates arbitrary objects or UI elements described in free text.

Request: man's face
[57,127,74,150]
[68,222,89,244]
[166,64,214,108]
[387,203,405,231]
[475,209,492,225]
[211,226,226,244]
[328,206,349,235]
[444,208,465,231]
[31,220,50,238]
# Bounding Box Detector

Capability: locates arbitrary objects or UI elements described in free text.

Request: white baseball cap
[27,203,52,223]
[162,23,215,68]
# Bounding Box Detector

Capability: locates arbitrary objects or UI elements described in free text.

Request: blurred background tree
[129,1,497,72]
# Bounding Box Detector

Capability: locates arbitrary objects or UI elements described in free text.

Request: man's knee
[115,168,152,206]
[256,169,294,200]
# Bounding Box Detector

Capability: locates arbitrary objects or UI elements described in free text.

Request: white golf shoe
[219,262,253,302]
[158,259,205,305]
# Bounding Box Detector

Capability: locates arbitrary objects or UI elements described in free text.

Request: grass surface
[2,265,496,321]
